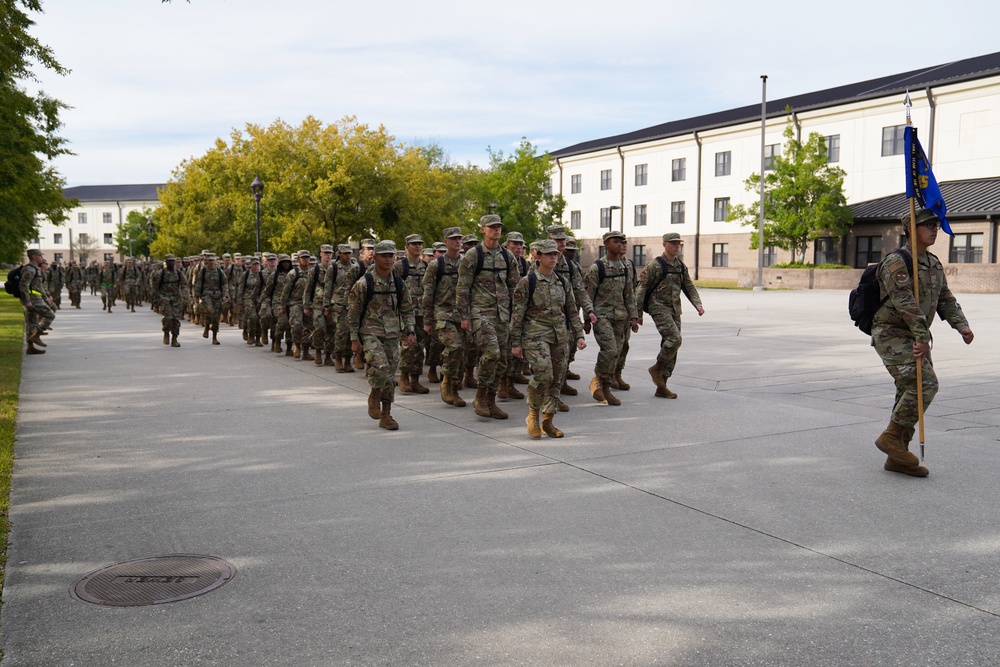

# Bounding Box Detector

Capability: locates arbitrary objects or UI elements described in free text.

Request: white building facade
[551,52,1000,292]
[31,184,165,265]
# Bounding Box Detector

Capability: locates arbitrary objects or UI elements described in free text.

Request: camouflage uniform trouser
[524,331,567,417]
[652,309,682,378]
[24,295,55,335]
[200,293,223,332]
[160,294,182,336]
[243,299,260,341]
[874,333,940,429]
[68,283,83,307]
[125,282,139,306]
[289,304,308,345]
[221,298,232,324]
[275,305,290,344]
[100,283,116,308]
[334,308,352,356]
[472,317,509,391]
[399,316,426,375]
[362,333,400,403]
[425,328,444,368]
[616,325,631,375]
[259,301,273,336]
[436,321,467,381]
[593,318,629,384]
[311,310,336,355]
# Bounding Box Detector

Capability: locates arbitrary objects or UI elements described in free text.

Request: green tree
[466,139,566,241]
[114,208,155,258]
[727,118,852,263]
[0,0,76,264]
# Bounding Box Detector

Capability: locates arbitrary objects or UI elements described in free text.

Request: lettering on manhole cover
[71,554,236,607]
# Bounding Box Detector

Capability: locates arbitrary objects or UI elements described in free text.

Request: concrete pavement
[2,287,999,666]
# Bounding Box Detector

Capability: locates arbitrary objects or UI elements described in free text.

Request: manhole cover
[71,554,236,607]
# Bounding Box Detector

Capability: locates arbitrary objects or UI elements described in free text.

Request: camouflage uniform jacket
[238,269,264,306]
[278,266,309,308]
[98,265,119,286]
[121,264,141,285]
[456,244,520,322]
[19,263,48,304]
[152,267,185,297]
[261,268,289,308]
[304,263,328,310]
[556,255,594,317]
[195,266,228,299]
[322,259,359,310]
[635,256,701,316]
[347,271,415,341]
[66,266,85,285]
[872,246,968,361]
[46,265,64,292]
[510,271,583,350]
[585,258,638,321]
[421,254,462,327]
[393,256,426,318]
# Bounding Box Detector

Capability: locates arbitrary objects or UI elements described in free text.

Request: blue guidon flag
[904,125,953,235]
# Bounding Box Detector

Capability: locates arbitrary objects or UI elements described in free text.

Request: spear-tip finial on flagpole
[904,89,912,123]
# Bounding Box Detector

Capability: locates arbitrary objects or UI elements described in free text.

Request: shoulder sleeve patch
[893,269,910,286]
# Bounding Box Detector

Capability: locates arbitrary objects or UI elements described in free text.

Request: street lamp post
[251,176,264,255]
[146,217,154,258]
[610,205,622,233]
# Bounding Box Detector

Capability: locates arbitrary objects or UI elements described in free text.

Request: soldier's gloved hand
[576,337,587,351]
[351,340,362,355]
[631,318,639,333]
[961,328,974,345]
[512,346,522,359]
[588,312,598,324]
[583,320,591,335]
[696,306,705,316]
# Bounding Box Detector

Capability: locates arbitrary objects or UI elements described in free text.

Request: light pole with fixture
[251,176,264,255]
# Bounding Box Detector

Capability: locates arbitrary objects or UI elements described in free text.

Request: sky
[26,0,1000,187]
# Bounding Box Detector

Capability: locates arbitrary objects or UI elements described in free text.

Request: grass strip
[0,274,24,615]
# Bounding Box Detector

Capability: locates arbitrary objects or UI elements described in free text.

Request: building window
[600,207,612,229]
[634,204,647,227]
[79,233,89,243]
[570,210,581,230]
[882,125,905,156]
[764,144,781,171]
[103,212,113,224]
[670,201,685,225]
[103,233,113,244]
[713,197,730,222]
[712,243,729,267]
[672,158,686,182]
[763,246,777,267]
[715,151,731,176]
[571,174,581,194]
[633,244,647,267]
[103,253,113,262]
[544,178,552,197]
[950,233,984,264]
[814,237,839,264]
[635,163,648,186]
[598,246,607,260]
[54,253,63,263]
[600,169,612,191]
[855,236,882,267]
[78,212,87,225]
[825,135,840,163]
[53,233,63,244]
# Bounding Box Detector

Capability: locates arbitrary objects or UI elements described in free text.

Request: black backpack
[4,265,24,299]
[848,248,911,335]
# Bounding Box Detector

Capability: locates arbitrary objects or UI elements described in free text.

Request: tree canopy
[726,118,853,263]
[0,0,76,264]
[114,208,155,258]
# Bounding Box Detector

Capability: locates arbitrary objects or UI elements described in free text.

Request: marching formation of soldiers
[23,216,706,439]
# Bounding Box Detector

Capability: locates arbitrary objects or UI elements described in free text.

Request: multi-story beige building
[31,184,164,265]
[551,51,1000,292]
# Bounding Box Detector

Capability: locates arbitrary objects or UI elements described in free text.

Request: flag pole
[904,92,926,459]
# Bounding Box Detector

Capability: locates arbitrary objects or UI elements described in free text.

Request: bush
[770,261,851,270]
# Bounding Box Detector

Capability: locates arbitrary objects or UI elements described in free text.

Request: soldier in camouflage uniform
[121,257,142,312]
[152,254,185,347]
[305,244,335,365]
[20,249,54,355]
[457,234,479,388]
[349,241,416,430]
[261,254,292,353]
[238,256,265,346]
[511,240,586,438]
[257,253,276,345]
[220,253,236,326]
[456,215,521,419]
[421,227,468,407]
[497,231,529,401]
[324,244,361,372]
[86,260,99,295]
[45,260,64,310]
[279,250,314,360]
[635,232,704,399]
[585,230,638,407]
[549,225,597,399]
[97,258,119,313]
[66,261,85,308]
[194,254,229,345]
[871,211,973,477]
[395,234,430,394]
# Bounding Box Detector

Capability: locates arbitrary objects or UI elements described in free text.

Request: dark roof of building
[552,51,1000,158]
[63,184,165,202]
[851,177,1000,221]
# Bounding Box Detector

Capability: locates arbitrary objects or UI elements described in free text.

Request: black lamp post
[251,176,264,254]
[487,202,498,215]
[146,217,154,258]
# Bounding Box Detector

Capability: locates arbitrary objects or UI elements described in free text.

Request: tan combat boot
[541,413,564,438]
[368,389,381,420]
[558,400,570,412]
[399,371,414,393]
[171,334,181,348]
[379,401,399,430]
[353,352,365,370]
[565,368,580,381]
[506,378,524,400]
[26,341,45,355]
[497,378,510,400]
[293,344,301,359]
[284,342,294,357]
[409,374,429,394]
[440,375,456,405]
[202,324,210,339]
[426,365,441,384]
[323,353,335,366]
[343,354,355,373]
[487,390,509,420]
[655,385,678,399]
[301,345,314,362]
[875,421,920,467]
[464,367,477,389]
[473,388,491,417]
[601,382,621,406]
[560,380,578,396]
[614,371,630,390]
[163,332,170,345]
[884,427,929,477]
[526,407,541,439]
[450,378,466,407]
[262,329,269,345]
[334,354,346,372]
[314,349,324,365]
[590,376,604,402]
[212,331,220,345]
